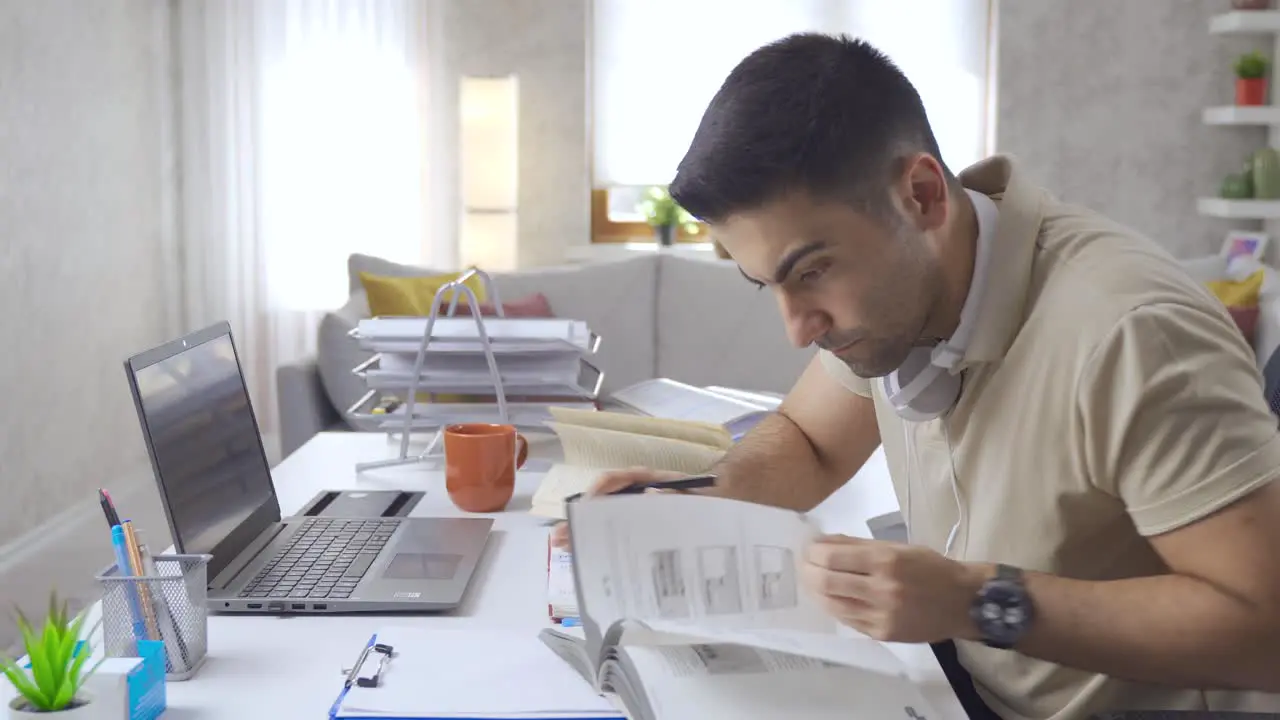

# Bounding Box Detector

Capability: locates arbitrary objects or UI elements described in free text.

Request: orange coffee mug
[443,423,529,513]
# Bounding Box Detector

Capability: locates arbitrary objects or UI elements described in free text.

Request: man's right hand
[548,467,693,549]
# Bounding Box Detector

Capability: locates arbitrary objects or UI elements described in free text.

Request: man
[554,33,1280,719]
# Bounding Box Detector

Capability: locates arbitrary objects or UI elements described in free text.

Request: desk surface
[38,431,967,719]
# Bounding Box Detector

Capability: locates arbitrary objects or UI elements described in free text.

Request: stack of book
[346,315,606,433]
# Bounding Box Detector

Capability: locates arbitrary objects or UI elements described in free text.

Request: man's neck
[923,186,979,342]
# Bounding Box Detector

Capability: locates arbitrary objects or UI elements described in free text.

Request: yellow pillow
[1205,268,1264,308]
[359,270,488,317]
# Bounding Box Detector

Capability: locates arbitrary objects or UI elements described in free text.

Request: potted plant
[1235,51,1269,106]
[637,186,698,247]
[1,594,103,719]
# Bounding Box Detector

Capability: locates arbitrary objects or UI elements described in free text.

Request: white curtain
[173,0,453,453]
[592,0,993,186]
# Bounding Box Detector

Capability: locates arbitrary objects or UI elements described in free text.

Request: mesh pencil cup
[96,553,211,681]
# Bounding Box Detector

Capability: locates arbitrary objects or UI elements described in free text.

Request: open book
[538,493,941,720]
[529,406,731,520]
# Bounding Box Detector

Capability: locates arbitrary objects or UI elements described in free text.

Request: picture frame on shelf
[1221,230,1269,260]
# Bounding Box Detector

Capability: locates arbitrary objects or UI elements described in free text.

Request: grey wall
[996,0,1270,259]
[440,0,590,268]
[0,0,176,646]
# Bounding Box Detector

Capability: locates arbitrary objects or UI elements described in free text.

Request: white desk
[22,432,967,719]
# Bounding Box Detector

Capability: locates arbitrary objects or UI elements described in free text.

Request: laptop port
[246,603,263,609]
[267,602,284,612]
[313,603,327,610]
[291,603,306,610]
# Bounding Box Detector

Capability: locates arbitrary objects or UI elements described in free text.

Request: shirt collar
[954,154,1045,368]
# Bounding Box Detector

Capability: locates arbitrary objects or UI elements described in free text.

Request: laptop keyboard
[238,518,400,600]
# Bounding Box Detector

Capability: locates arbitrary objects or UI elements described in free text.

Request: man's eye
[799,266,825,283]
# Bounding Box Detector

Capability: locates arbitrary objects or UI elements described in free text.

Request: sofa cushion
[435,292,554,318]
[654,254,814,393]
[359,270,489,316]
[317,290,373,425]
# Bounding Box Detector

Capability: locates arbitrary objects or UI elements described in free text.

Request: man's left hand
[801,534,989,643]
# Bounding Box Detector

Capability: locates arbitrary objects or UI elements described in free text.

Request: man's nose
[778,293,828,349]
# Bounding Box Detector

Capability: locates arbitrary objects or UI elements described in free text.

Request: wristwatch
[969,563,1034,649]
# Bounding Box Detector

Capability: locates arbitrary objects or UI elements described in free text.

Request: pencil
[121,521,160,641]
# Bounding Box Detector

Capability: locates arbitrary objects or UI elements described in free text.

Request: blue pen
[110,524,146,653]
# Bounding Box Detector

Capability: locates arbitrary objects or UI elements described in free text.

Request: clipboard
[328,630,623,720]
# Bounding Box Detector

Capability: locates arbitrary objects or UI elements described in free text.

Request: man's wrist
[951,561,997,641]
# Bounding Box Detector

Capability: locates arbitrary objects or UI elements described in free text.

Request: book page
[566,493,835,659]
[549,422,726,475]
[549,406,733,450]
[615,642,939,720]
[531,464,605,520]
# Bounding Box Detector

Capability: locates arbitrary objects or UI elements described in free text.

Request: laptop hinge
[209,522,286,590]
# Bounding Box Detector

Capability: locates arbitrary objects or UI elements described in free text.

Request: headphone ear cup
[882,348,962,422]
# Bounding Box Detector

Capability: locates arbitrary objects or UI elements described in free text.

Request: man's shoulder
[1026,199,1227,342]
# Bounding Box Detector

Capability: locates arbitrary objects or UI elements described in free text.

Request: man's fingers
[806,537,878,573]
[550,522,570,549]
[800,561,878,601]
[586,467,686,497]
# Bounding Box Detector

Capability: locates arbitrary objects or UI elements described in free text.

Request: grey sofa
[276,252,817,458]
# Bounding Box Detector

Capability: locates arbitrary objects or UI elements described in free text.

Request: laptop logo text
[393,591,422,599]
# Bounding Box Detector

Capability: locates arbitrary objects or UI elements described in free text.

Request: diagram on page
[696,546,743,614]
[648,549,691,618]
[754,545,798,610]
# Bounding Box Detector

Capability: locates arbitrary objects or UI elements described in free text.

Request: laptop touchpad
[381,552,462,580]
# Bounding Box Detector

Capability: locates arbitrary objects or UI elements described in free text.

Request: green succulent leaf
[2,592,88,711]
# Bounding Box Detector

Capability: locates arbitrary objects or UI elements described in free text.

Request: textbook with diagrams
[538,493,941,720]
[529,406,732,521]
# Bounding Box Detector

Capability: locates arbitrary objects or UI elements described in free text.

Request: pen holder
[96,554,211,681]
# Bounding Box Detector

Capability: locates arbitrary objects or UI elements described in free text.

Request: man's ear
[898,153,949,232]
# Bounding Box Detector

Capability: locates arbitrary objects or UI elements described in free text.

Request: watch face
[975,580,1030,645]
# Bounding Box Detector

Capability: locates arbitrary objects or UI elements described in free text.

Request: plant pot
[8,693,105,720]
[1233,0,1272,9]
[653,224,675,247]
[1237,77,1268,106]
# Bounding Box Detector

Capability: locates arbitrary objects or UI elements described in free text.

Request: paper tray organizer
[345,268,605,473]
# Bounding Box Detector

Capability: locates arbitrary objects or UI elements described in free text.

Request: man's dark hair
[669,33,952,224]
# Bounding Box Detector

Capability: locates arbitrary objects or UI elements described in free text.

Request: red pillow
[434,292,553,318]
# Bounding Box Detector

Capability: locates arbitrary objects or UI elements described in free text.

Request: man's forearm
[701,411,846,512]
[959,564,1280,692]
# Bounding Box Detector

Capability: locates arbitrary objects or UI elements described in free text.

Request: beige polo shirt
[820,155,1280,719]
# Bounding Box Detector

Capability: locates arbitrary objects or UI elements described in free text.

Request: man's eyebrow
[772,241,827,284]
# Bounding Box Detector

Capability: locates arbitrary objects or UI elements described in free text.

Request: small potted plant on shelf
[1235,51,1269,106]
[637,186,699,247]
[1,594,103,719]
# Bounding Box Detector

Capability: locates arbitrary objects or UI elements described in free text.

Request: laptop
[123,321,494,614]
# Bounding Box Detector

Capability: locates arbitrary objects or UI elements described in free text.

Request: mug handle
[515,433,529,469]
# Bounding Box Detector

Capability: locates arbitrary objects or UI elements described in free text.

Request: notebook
[547,537,578,623]
[329,626,622,719]
[609,378,777,442]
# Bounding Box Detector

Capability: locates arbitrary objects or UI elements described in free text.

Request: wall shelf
[1197,197,1280,218]
[1203,105,1280,125]
[1210,10,1280,34]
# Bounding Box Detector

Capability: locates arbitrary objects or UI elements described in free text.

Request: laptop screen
[128,327,280,579]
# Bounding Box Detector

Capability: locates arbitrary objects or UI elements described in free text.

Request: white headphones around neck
[879,189,998,422]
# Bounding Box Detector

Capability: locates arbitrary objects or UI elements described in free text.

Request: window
[590,0,994,242]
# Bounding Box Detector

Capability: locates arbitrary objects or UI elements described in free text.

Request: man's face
[715,186,944,379]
